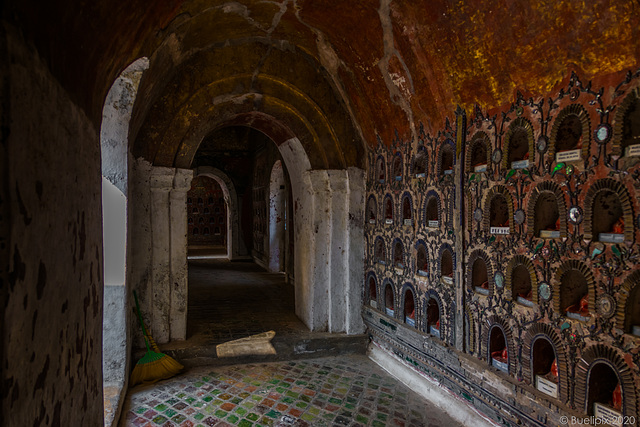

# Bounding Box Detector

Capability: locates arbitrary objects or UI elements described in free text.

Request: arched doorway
[186,176,228,257]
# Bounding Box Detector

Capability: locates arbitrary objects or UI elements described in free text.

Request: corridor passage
[121,354,466,427]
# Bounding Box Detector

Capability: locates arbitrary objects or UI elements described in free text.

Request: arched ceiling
[5,0,639,166]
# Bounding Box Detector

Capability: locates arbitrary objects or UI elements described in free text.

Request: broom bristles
[130,350,184,386]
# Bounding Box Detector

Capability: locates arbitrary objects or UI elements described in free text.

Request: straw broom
[130,290,183,386]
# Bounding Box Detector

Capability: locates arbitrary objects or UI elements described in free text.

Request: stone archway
[193,166,246,261]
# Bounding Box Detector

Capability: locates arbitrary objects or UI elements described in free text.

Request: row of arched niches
[364,73,640,418]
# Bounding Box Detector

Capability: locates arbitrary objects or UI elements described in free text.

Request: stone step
[134,333,369,368]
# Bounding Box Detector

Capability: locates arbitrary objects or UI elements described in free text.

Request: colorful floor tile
[120,355,464,427]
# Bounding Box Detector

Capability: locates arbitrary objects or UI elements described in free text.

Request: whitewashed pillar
[169,168,193,340]
[149,167,175,343]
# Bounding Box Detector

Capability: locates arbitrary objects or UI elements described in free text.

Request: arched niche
[483,185,514,235]
[439,245,454,285]
[374,237,386,265]
[384,282,395,317]
[439,140,455,176]
[401,192,413,226]
[584,178,634,244]
[367,195,377,224]
[424,191,441,229]
[483,315,516,376]
[383,194,394,225]
[376,155,386,182]
[488,325,509,373]
[467,131,490,173]
[549,104,591,162]
[466,249,493,296]
[522,324,568,402]
[506,255,537,307]
[426,293,442,338]
[415,241,429,277]
[527,181,567,239]
[366,273,378,309]
[193,227,199,235]
[402,285,417,327]
[576,345,637,417]
[392,239,405,270]
[613,88,640,157]
[392,152,403,180]
[472,258,489,295]
[616,270,640,336]
[412,146,427,177]
[503,117,534,170]
[553,260,595,321]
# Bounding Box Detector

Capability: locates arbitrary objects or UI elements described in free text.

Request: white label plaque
[428,220,439,228]
[369,219,376,224]
[418,270,428,277]
[404,219,413,226]
[444,169,454,175]
[626,144,640,157]
[599,233,624,243]
[406,317,416,327]
[415,173,425,178]
[385,308,394,317]
[511,159,529,169]
[535,375,558,398]
[429,326,440,339]
[556,149,581,163]
[594,403,623,427]
[490,226,510,235]
[442,276,453,285]
[385,219,393,225]
[474,286,489,296]
[539,230,560,239]
[492,358,508,372]
[474,164,487,173]
[370,300,377,309]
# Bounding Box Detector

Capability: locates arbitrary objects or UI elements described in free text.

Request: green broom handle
[133,290,153,353]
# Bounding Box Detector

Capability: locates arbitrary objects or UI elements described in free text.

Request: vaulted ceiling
[6,0,639,168]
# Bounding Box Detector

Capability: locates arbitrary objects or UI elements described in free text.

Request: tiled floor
[121,355,463,427]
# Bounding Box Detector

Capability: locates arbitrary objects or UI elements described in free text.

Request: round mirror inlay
[494,271,504,289]
[537,136,548,153]
[594,123,612,145]
[492,149,502,164]
[514,209,526,225]
[596,294,616,319]
[474,208,483,223]
[569,206,583,224]
[538,282,551,301]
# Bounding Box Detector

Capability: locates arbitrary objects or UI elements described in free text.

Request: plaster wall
[279,138,366,333]
[2,23,104,426]
[131,163,193,344]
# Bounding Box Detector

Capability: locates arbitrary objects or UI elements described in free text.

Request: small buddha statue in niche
[491,347,508,362]
[612,217,624,234]
[522,152,530,160]
[385,203,393,219]
[434,319,440,330]
[480,281,489,290]
[612,383,622,411]
[546,218,560,231]
[407,309,415,319]
[545,359,558,382]
[518,289,533,301]
[566,294,589,316]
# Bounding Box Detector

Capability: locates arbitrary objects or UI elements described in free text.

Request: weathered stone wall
[1,22,103,426]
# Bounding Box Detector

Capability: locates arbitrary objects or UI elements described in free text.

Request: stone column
[169,168,193,340]
[149,167,175,343]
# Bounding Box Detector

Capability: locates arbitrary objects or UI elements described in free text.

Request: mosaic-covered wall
[187,176,227,246]
[363,70,640,425]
